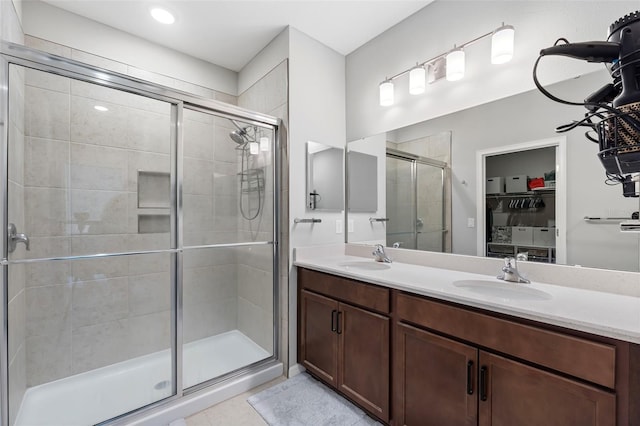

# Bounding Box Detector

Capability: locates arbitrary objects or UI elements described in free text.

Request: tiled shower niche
[137,170,170,234]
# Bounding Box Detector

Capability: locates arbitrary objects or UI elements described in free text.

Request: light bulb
[249,142,259,155]
[260,136,270,152]
[446,48,465,81]
[491,24,515,64]
[379,80,394,106]
[94,105,108,112]
[409,65,426,95]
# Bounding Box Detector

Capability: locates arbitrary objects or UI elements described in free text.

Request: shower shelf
[138,170,171,208]
[239,168,264,194]
[138,213,170,234]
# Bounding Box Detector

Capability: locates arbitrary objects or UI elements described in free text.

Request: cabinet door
[299,290,339,387]
[338,303,390,422]
[478,352,616,426]
[394,323,478,426]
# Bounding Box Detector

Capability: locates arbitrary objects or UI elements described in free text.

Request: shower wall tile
[8,264,25,302]
[8,289,26,365]
[183,299,236,344]
[127,66,175,89]
[128,272,171,316]
[213,194,237,231]
[70,50,129,75]
[25,86,70,141]
[71,234,127,256]
[125,109,170,154]
[126,234,171,257]
[237,297,273,354]
[25,285,71,337]
[70,143,128,191]
[183,194,214,235]
[71,255,128,282]
[9,344,26,426]
[213,161,238,197]
[127,150,170,192]
[183,266,237,306]
[174,80,214,99]
[8,181,25,234]
[70,80,169,116]
[213,125,239,163]
[72,319,129,374]
[182,247,237,269]
[237,265,272,309]
[214,91,238,105]
[26,330,72,386]
[127,311,171,358]
[9,121,25,187]
[184,108,214,124]
[183,158,214,196]
[9,66,25,131]
[184,118,214,159]
[70,189,128,235]
[70,96,129,148]
[25,68,70,93]
[25,137,70,188]
[25,36,72,58]
[71,277,129,329]
[24,187,68,237]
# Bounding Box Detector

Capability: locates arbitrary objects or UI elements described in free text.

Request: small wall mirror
[306,141,344,211]
[348,151,378,212]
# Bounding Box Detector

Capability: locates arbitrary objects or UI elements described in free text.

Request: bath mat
[247,372,382,426]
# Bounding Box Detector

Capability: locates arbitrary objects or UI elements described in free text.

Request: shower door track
[0,41,282,426]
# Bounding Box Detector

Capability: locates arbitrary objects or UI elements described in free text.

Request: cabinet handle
[466,360,474,395]
[336,311,343,334]
[479,366,488,401]
[331,310,337,332]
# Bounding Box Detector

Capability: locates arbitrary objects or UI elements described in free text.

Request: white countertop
[294,253,640,344]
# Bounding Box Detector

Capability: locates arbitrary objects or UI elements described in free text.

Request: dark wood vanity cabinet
[298,268,390,423]
[298,268,639,426]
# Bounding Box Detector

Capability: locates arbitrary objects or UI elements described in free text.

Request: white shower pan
[14,330,270,426]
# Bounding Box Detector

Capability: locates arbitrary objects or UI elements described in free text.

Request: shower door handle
[8,223,30,253]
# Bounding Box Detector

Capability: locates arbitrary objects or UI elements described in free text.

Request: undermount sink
[453,279,552,301]
[338,261,391,271]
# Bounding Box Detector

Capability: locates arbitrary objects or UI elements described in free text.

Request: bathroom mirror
[346,69,640,273]
[347,150,378,212]
[306,141,344,211]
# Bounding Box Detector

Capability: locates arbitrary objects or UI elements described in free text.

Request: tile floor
[185,376,286,426]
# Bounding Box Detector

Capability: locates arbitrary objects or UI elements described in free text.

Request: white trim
[287,363,306,378]
[476,136,567,263]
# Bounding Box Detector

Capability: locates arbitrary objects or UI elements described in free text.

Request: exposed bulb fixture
[409,65,426,95]
[379,79,394,106]
[377,23,514,106]
[94,105,108,112]
[446,48,465,81]
[150,7,175,24]
[259,136,270,152]
[491,24,515,64]
[249,142,259,155]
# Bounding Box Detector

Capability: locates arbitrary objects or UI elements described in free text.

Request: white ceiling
[38,0,432,71]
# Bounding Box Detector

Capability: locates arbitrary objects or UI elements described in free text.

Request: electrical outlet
[336,219,343,234]
[467,218,475,228]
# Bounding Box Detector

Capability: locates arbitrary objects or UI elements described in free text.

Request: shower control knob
[8,223,30,253]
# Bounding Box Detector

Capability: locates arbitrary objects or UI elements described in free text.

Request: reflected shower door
[181,108,275,389]
[416,162,445,252]
[386,155,416,249]
[6,65,175,425]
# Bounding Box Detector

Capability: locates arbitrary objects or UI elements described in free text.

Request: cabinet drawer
[299,268,390,314]
[396,293,616,389]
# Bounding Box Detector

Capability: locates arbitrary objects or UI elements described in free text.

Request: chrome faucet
[8,223,30,253]
[372,244,392,263]
[497,257,530,284]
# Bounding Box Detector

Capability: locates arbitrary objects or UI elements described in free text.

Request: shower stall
[386,149,448,251]
[0,43,281,425]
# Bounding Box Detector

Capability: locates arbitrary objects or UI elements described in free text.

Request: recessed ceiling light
[94,105,108,112]
[150,7,175,25]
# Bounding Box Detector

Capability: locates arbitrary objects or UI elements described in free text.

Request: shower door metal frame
[386,148,447,251]
[0,41,281,426]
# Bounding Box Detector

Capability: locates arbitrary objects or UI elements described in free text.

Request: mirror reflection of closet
[306,141,344,211]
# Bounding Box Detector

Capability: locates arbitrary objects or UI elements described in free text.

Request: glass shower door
[5,65,175,425]
[181,107,275,389]
[386,155,416,249]
[416,162,445,252]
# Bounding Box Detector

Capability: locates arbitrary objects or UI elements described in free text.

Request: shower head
[230,129,248,145]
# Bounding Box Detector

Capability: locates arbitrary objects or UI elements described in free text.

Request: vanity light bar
[379,23,515,106]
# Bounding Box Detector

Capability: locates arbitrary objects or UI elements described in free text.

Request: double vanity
[294,244,640,425]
